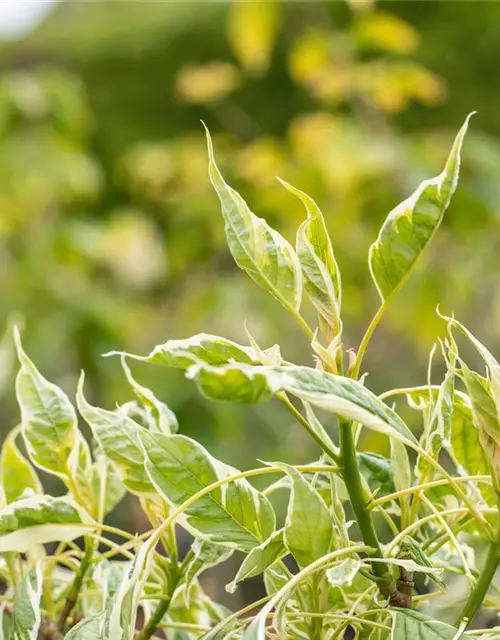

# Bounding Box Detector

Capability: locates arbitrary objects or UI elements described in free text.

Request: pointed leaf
[76,376,154,495]
[0,428,42,505]
[183,540,233,602]
[138,430,275,551]
[280,179,341,332]
[369,115,472,302]
[0,494,91,552]
[226,528,287,594]
[10,565,42,640]
[273,462,334,569]
[120,357,178,433]
[390,609,471,639]
[205,126,302,313]
[14,329,77,477]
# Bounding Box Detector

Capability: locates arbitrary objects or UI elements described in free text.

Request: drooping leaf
[76,375,154,495]
[10,564,42,640]
[280,179,341,333]
[0,427,42,505]
[357,452,395,497]
[390,609,471,639]
[226,528,287,594]
[205,126,302,314]
[188,362,418,445]
[138,429,275,551]
[0,494,91,552]
[398,537,445,589]
[273,462,334,569]
[14,328,77,477]
[120,356,178,434]
[183,540,233,602]
[369,114,472,302]
[326,558,361,587]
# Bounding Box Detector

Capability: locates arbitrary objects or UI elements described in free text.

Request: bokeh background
[1,0,500,612]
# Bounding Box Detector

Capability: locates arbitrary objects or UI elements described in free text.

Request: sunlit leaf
[10,564,42,640]
[226,528,287,594]
[205,127,302,314]
[0,427,42,505]
[176,62,240,104]
[390,609,471,639]
[76,375,154,495]
[369,115,472,302]
[279,179,341,334]
[0,494,91,552]
[64,612,106,640]
[138,429,275,551]
[14,328,77,477]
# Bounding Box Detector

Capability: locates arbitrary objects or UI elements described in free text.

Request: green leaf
[10,565,42,640]
[326,558,361,587]
[398,537,445,589]
[357,452,395,497]
[390,609,471,639]
[0,494,91,552]
[205,126,302,313]
[0,427,42,505]
[64,612,106,639]
[76,375,154,495]
[14,328,77,477]
[138,429,275,551]
[369,114,472,302]
[273,462,334,569]
[112,333,256,371]
[183,540,233,603]
[226,528,287,594]
[280,179,341,333]
[120,356,178,434]
[189,363,418,445]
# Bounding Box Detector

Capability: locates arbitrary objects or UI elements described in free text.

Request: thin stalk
[351,304,387,379]
[136,572,180,640]
[338,419,401,605]
[57,537,94,632]
[278,392,339,464]
[456,531,500,628]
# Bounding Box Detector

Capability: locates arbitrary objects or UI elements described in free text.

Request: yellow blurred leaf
[227,1,281,75]
[176,62,240,104]
[353,10,419,54]
[288,29,332,88]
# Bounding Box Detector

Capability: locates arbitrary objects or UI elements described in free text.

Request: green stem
[351,303,387,379]
[136,573,180,640]
[456,534,500,628]
[57,537,94,632]
[338,419,400,605]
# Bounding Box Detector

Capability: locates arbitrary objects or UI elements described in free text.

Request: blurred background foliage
[1,0,500,606]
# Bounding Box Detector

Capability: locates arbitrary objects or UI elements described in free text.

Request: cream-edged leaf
[14,328,77,477]
[280,179,341,333]
[0,494,91,552]
[11,564,43,640]
[369,115,472,302]
[138,430,275,551]
[76,375,154,495]
[205,126,302,313]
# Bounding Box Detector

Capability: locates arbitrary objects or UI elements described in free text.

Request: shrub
[0,113,497,639]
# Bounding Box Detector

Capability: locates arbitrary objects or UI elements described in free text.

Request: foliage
[1,115,500,639]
